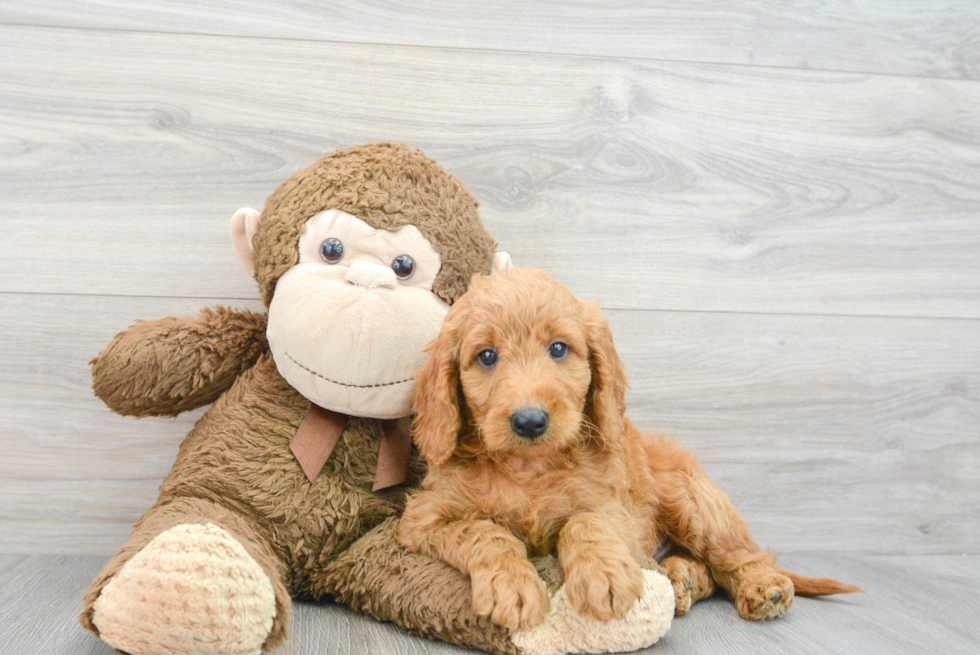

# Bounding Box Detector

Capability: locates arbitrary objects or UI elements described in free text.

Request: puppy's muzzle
[510,407,549,439]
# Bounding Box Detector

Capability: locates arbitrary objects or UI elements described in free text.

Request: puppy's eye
[391,254,415,279]
[477,349,498,368]
[549,342,569,361]
[320,237,344,263]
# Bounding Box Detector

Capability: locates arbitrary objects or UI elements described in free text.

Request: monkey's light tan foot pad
[92,523,277,655]
[512,569,674,655]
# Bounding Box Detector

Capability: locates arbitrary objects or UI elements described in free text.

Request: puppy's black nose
[510,407,549,439]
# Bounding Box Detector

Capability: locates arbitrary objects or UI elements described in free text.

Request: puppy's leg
[557,510,645,622]
[659,553,716,616]
[647,438,794,620]
[397,492,549,631]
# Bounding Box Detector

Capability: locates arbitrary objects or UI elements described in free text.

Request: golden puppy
[397,268,859,631]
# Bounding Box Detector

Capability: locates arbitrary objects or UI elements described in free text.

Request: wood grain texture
[614,309,980,556]
[1,0,979,590]
[2,293,976,555]
[1,1,978,80]
[2,26,980,317]
[0,294,263,554]
[1,553,977,654]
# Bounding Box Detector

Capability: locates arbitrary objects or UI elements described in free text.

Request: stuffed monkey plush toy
[79,143,673,655]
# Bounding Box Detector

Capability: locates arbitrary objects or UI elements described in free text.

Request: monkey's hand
[91,307,267,417]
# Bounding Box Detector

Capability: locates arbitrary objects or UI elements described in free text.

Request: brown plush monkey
[78,144,523,655]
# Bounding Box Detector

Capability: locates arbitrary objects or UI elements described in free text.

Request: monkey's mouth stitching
[284,352,413,388]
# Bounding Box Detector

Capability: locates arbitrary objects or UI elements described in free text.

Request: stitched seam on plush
[285,351,413,388]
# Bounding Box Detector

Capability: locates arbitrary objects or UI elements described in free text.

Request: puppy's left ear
[413,309,466,467]
[582,301,628,449]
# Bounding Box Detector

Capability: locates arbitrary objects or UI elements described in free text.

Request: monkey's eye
[320,237,344,263]
[391,254,415,279]
[549,342,569,361]
[477,349,498,368]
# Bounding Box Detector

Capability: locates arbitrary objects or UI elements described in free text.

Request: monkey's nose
[345,260,396,288]
[510,407,549,439]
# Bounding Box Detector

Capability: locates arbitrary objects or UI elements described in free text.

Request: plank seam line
[600,305,980,323]
[0,21,976,85]
[1,290,978,323]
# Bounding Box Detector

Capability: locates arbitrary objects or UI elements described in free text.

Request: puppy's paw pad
[92,523,276,655]
[660,555,715,617]
[512,568,674,655]
[737,573,794,620]
[663,565,694,616]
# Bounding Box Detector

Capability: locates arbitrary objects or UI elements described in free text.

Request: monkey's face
[265,209,450,418]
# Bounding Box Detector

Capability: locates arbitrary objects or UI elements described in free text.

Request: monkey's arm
[314,516,519,655]
[91,307,268,417]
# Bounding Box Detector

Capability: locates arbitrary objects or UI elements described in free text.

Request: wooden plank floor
[0,2,978,653]
[1,554,977,655]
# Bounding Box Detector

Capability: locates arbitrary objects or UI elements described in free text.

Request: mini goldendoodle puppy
[397,268,859,631]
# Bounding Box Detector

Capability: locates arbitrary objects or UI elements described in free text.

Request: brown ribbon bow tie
[289,403,414,492]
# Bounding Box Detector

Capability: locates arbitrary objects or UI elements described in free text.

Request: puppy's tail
[778,566,863,596]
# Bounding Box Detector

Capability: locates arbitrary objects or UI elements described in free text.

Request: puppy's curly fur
[397,268,860,631]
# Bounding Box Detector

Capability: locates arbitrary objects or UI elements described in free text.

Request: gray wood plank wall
[2,1,978,79]
[1,3,978,557]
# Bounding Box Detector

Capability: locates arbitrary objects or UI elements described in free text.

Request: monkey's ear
[412,315,465,467]
[582,301,628,451]
[230,207,261,275]
[492,252,513,272]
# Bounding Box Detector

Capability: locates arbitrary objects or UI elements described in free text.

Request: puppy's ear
[582,301,628,449]
[413,310,465,467]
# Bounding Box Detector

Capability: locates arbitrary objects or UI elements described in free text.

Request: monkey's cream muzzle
[268,263,448,418]
[266,209,449,419]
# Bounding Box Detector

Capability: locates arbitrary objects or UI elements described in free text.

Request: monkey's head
[230,143,511,419]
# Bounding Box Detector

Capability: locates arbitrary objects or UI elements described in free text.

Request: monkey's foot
[92,523,277,655]
[511,568,674,655]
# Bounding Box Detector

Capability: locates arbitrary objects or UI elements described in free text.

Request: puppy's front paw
[736,570,794,620]
[564,551,644,621]
[471,559,550,631]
